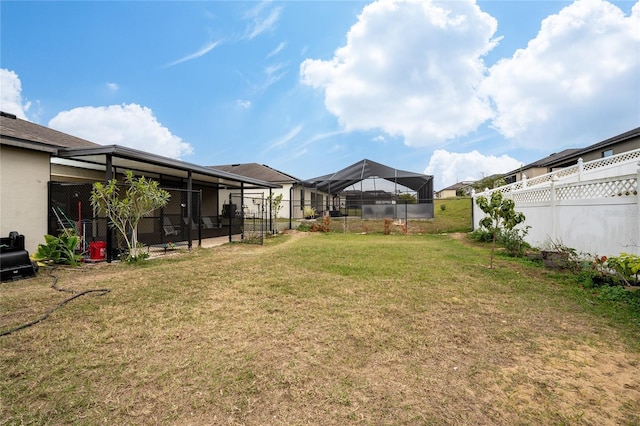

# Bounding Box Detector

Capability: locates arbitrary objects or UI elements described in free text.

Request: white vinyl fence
[472,149,640,257]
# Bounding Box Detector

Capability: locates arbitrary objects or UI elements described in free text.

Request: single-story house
[435,181,474,199]
[503,127,640,184]
[0,112,279,259]
[209,163,328,221]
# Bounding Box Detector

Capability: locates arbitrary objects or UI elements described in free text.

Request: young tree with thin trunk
[91,170,170,262]
[475,191,526,269]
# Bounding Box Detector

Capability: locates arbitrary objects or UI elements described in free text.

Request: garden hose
[0,266,110,337]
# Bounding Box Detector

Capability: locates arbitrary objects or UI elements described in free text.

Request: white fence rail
[472,150,640,257]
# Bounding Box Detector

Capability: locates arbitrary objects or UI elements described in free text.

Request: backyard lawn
[1,231,639,425]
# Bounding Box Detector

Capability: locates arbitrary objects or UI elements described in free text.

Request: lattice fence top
[583,150,640,172]
[503,175,637,204]
[556,176,638,201]
[477,148,640,198]
[512,188,551,204]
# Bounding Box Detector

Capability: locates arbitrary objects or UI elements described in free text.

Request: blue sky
[1,0,638,190]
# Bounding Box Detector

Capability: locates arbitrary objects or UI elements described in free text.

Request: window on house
[300,189,305,210]
[602,149,613,157]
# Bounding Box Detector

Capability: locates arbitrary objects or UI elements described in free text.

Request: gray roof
[305,159,433,194]
[57,145,281,189]
[0,111,99,151]
[528,148,583,167]
[544,126,640,168]
[505,126,640,175]
[438,181,474,192]
[210,163,300,184]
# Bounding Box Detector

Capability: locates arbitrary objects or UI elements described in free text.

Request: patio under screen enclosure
[304,159,435,220]
[49,145,280,261]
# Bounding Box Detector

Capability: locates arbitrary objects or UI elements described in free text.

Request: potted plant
[303,206,317,220]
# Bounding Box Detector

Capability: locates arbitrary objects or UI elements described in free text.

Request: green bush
[32,234,82,266]
[297,223,312,232]
[606,253,640,285]
[469,228,493,242]
[596,286,640,313]
[498,227,531,257]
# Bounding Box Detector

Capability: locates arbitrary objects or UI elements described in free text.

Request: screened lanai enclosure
[49,145,280,261]
[304,159,434,220]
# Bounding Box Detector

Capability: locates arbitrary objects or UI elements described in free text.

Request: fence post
[636,162,640,255]
[522,174,527,189]
[470,190,475,231]
[577,157,583,182]
[550,175,558,241]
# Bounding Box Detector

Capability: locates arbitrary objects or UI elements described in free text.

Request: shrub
[498,226,531,257]
[596,286,640,313]
[303,206,317,219]
[311,216,331,233]
[469,228,494,243]
[606,253,640,285]
[384,218,392,235]
[297,223,312,232]
[33,233,82,266]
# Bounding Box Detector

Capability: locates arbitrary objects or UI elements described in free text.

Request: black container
[0,231,37,282]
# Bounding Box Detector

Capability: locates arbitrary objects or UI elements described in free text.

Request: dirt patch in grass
[1,233,638,425]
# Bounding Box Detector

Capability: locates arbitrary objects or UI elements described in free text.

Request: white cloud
[236,99,251,109]
[300,0,498,147]
[424,149,522,190]
[266,41,286,58]
[266,124,303,150]
[48,104,194,159]
[163,40,220,68]
[244,2,281,40]
[482,0,640,149]
[0,69,30,119]
[106,82,119,91]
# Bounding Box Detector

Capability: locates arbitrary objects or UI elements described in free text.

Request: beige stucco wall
[0,145,51,253]
[51,163,105,182]
[436,189,456,199]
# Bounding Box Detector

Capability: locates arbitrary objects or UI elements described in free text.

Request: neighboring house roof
[437,181,474,192]
[504,126,640,176]
[527,148,583,168]
[305,158,433,194]
[210,163,300,184]
[544,126,640,168]
[0,111,99,152]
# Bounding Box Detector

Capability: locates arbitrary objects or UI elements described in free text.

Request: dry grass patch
[1,233,638,425]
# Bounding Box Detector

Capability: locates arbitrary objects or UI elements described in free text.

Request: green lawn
[1,232,638,425]
[316,196,473,234]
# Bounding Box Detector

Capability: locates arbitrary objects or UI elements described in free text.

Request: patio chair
[202,216,216,229]
[183,217,199,230]
[163,217,179,236]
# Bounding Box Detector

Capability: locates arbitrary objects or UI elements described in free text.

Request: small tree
[475,191,525,268]
[398,193,417,204]
[267,193,284,233]
[91,170,170,262]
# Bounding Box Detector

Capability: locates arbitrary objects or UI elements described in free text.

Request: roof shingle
[1,112,100,150]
